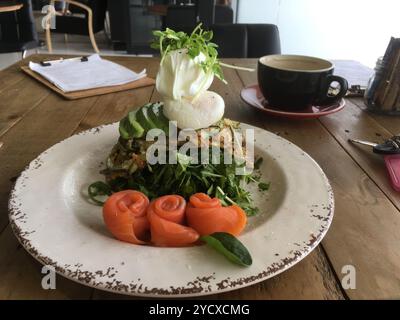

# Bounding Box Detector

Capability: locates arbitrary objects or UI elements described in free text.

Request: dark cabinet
[108,0,162,54]
[127,0,161,54]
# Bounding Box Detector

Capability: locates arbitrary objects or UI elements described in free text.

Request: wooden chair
[43,0,103,53]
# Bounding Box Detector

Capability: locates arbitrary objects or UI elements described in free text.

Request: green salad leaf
[88,181,112,206]
[258,182,270,191]
[103,148,265,216]
[200,232,252,267]
[254,156,263,170]
[97,104,270,215]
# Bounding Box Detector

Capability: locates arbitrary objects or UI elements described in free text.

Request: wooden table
[1,55,400,300]
[0,1,23,13]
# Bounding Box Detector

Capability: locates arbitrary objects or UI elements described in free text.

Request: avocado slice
[119,111,144,139]
[148,102,169,135]
[119,117,132,139]
[135,104,157,132]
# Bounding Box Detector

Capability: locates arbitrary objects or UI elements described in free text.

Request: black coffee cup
[258,54,348,110]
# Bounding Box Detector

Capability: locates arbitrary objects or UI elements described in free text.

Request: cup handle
[319,75,348,106]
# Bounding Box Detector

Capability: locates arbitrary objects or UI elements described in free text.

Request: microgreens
[151,24,226,83]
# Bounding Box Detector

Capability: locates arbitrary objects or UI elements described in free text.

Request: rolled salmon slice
[189,192,221,209]
[103,190,150,244]
[186,193,247,236]
[147,195,199,247]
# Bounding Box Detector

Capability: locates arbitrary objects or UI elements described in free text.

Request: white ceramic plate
[9,123,334,297]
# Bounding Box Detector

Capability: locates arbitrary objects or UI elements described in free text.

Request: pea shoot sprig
[150,24,254,84]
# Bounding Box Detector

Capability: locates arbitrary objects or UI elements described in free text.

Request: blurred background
[238,0,400,67]
[1,0,399,70]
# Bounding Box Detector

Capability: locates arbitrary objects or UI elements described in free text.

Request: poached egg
[163,91,225,130]
[156,49,225,129]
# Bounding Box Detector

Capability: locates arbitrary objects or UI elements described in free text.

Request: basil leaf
[200,232,252,267]
[88,181,112,206]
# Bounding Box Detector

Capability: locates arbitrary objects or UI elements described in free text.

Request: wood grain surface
[0,55,399,299]
[0,3,23,13]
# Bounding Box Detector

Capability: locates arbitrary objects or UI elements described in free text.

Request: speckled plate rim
[8,122,334,298]
[241,84,345,119]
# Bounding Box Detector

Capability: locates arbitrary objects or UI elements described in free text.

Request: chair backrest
[165,4,198,33]
[246,24,280,58]
[211,24,247,58]
[210,23,281,58]
[0,0,38,49]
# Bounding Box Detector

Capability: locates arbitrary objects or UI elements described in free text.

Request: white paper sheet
[29,54,147,92]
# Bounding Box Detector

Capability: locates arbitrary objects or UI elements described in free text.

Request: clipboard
[21,58,155,100]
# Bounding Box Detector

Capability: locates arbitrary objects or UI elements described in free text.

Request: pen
[39,56,88,66]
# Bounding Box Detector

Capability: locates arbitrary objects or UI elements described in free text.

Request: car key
[349,136,400,192]
[349,136,400,155]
